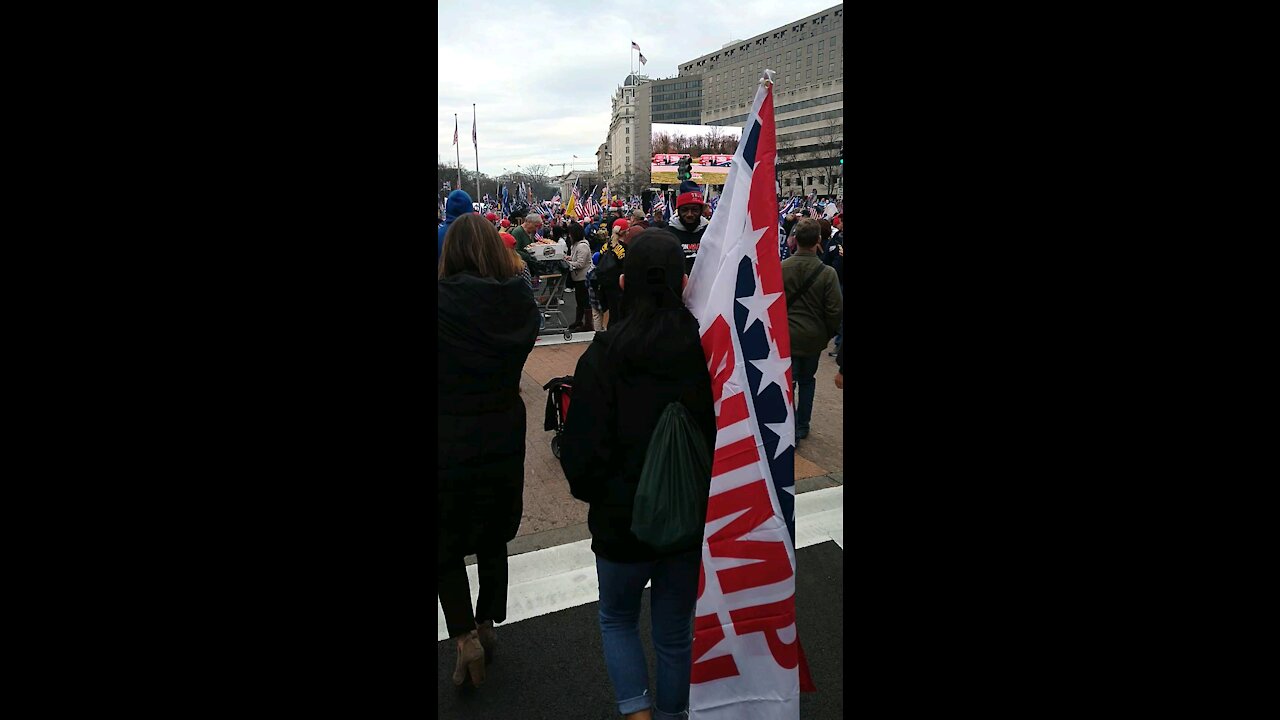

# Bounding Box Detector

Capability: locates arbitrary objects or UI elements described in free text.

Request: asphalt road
[436,540,844,719]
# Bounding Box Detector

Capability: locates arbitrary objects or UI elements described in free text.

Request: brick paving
[516,337,842,538]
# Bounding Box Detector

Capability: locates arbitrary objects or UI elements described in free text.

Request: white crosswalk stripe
[438,485,842,641]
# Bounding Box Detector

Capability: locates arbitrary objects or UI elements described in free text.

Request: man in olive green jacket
[781,218,843,440]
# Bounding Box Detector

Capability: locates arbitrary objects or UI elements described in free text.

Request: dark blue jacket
[438,190,474,263]
[823,229,844,285]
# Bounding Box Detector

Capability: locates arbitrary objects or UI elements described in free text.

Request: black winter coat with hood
[557,308,716,563]
[438,272,539,563]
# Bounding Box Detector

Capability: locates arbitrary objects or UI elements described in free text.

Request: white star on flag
[749,349,790,400]
[740,222,766,268]
[764,395,796,459]
[736,290,783,336]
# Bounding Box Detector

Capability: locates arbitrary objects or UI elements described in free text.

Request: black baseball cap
[623,230,686,305]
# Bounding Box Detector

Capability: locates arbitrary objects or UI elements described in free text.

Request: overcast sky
[438,0,840,182]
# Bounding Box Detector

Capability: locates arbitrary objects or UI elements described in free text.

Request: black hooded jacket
[558,309,716,562]
[437,273,539,560]
[666,214,709,249]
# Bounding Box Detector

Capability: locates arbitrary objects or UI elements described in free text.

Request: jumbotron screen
[650,123,743,186]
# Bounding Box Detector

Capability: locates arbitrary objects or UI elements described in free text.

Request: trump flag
[684,69,814,719]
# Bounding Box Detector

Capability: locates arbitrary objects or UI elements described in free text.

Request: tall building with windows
[677,4,844,197]
[606,74,652,196]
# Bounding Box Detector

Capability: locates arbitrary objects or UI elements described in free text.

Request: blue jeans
[596,551,700,719]
[792,354,820,435]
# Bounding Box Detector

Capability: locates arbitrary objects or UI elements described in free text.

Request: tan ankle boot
[476,621,497,664]
[452,630,485,689]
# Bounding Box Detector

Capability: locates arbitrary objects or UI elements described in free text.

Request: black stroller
[542,375,574,458]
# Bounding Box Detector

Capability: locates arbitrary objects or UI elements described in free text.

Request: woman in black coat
[558,230,716,719]
[438,213,539,690]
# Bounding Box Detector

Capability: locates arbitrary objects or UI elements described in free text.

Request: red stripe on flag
[712,436,758,476]
[716,392,749,430]
[748,87,781,296]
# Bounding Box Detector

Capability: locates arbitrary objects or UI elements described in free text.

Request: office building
[678,4,844,197]
[605,73,652,195]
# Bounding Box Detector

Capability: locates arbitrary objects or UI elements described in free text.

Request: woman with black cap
[558,230,716,720]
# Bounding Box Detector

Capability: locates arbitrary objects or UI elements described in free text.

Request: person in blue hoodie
[438,189,475,264]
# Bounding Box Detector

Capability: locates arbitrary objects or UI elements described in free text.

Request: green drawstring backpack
[631,402,712,553]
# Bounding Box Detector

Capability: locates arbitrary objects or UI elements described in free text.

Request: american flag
[684,70,814,719]
[651,193,666,221]
[453,117,458,146]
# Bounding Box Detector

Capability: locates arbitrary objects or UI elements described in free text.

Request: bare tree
[706,125,724,153]
[809,118,843,196]
[775,134,808,197]
[633,160,652,194]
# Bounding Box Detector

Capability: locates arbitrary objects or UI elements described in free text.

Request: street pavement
[436,287,844,717]
[436,540,843,719]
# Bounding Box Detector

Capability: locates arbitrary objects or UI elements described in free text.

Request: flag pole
[454,113,462,192]
[473,104,481,204]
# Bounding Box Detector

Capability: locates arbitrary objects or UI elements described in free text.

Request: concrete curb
[465,472,844,566]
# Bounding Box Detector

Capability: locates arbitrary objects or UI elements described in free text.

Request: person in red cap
[667,180,708,274]
[499,218,510,229]
[485,212,498,226]
[596,219,630,329]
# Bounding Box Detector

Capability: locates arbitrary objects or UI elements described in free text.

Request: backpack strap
[786,262,827,308]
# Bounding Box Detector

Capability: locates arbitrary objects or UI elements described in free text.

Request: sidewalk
[509,334,843,555]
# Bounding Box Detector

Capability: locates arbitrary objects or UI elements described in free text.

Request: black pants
[438,541,509,639]
[600,281,620,320]
[570,279,588,325]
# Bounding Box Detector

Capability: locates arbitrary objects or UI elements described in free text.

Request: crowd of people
[436,180,843,719]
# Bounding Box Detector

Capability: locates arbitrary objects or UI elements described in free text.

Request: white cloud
[438,0,841,176]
